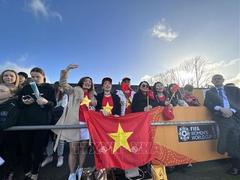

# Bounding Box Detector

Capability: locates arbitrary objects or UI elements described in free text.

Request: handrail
[151,120,215,126]
[4,120,216,131]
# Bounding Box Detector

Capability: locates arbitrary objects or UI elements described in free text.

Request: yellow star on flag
[80,95,91,107]
[102,102,113,114]
[108,123,133,153]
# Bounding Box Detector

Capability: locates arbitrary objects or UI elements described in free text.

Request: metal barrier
[5,120,216,131]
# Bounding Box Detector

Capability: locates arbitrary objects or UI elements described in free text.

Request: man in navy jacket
[204,74,240,175]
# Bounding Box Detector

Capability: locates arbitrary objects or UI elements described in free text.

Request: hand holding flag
[169,84,180,102]
[147,90,154,100]
[146,90,154,107]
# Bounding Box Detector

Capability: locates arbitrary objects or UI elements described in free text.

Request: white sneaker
[0,156,5,166]
[76,167,83,180]
[7,172,14,180]
[68,173,77,180]
[41,156,53,167]
[24,171,32,178]
[57,156,64,167]
[30,174,38,180]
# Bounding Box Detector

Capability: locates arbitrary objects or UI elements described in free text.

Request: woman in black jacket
[18,67,56,180]
[132,81,158,113]
[131,81,158,179]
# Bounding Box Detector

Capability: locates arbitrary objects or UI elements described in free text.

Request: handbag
[151,164,168,180]
[162,106,174,120]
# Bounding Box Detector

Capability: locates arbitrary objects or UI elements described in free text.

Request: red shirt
[102,95,114,114]
[79,92,90,122]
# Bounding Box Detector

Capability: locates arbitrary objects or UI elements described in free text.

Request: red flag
[83,110,154,170]
[121,82,130,92]
[171,84,180,93]
[147,90,155,100]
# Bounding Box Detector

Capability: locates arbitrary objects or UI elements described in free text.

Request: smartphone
[22,95,32,100]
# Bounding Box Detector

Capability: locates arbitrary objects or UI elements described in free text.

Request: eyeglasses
[141,84,149,88]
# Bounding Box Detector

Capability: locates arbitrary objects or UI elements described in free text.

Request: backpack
[0,99,19,130]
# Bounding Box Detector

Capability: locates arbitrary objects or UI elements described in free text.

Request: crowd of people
[0,64,239,180]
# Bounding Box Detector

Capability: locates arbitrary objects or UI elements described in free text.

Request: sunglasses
[141,84,149,88]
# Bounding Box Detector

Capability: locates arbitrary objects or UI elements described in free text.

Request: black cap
[101,77,112,85]
[122,77,131,82]
[18,72,28,79]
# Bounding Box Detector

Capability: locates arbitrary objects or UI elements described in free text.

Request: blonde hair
[0,69,20,94]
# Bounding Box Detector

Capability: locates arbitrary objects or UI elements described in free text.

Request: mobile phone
[22,95,32,100]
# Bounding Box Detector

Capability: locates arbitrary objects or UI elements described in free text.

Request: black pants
[0,131,18,178]
[20,130,48,174]
[231,158,240,169]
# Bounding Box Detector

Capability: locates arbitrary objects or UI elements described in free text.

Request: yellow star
[80,95,91,107]
[108,123,133,153]
[102,102,113,114]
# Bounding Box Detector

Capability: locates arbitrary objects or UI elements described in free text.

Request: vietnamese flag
[83,110,154,170]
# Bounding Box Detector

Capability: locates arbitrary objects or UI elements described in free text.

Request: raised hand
[144,105,152,112]
[66,64,78,71]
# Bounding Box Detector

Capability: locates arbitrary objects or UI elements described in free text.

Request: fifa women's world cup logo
[178,126,190,142]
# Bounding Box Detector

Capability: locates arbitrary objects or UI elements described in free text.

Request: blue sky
[0,0,239,85]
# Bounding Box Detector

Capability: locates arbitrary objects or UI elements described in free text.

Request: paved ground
[167,159,240,180]
[11,145,240,180]
[13,158,240,180]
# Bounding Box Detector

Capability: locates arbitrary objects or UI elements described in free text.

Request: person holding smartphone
[18,67,56,180]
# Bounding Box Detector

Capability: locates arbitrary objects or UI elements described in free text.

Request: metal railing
[5,120,216,131]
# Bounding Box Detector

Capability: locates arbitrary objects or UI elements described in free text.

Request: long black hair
[153,81,168,97]
[77,76,94,92]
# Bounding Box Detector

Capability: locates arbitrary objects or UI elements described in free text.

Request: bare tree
[182,56,213,87]
[151,56,214,87]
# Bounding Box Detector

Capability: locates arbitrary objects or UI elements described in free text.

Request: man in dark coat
[204,74,240,175]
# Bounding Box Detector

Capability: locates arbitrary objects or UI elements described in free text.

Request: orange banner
[151,106,227,166]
